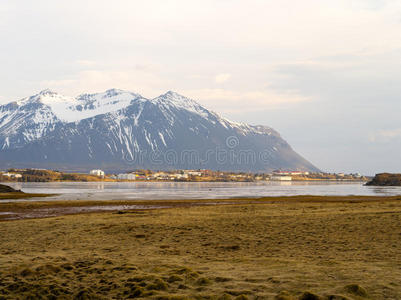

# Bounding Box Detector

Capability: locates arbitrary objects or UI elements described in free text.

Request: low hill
[366,173,401,186]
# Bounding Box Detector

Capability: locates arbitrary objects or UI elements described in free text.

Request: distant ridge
[0,89,320,172]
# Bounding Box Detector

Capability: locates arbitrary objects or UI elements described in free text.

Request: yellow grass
[0,196,400,299]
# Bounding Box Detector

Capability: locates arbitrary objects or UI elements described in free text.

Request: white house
[185,170,202,177]
[170,173,189,180]
[90,169,105,177]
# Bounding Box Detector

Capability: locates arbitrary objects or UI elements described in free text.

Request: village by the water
[0,168,368,182]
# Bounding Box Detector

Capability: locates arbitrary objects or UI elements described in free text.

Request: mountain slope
[0,90,319,172]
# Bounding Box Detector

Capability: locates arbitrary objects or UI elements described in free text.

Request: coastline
[0,192,58,201]
[1,195,400,221]
[1,178,369,183]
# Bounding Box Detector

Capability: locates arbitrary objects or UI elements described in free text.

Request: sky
[1,0,401,175]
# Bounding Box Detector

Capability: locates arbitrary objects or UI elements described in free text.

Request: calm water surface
[2,181,401,202]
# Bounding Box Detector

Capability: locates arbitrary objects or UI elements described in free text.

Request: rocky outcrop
[366,173,401,186]
[0,184,22,193]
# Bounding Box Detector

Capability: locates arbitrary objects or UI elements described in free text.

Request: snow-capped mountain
[0,89,319,172]
[0,91,61,150]
[0,89,144,150]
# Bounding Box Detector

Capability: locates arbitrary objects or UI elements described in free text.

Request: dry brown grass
[0,192,56,200]
[0,197,400,299]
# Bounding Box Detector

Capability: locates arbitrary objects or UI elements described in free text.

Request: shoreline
[0,192,58,200]
[1,195,400,221]
[1,178,368,183]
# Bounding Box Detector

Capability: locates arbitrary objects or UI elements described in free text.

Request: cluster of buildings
[88,169,318,182]
[0,168,366,182]
[270,170,310,181]
[102,170,205,181]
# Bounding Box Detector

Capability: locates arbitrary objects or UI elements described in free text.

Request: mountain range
[0,89,319,172]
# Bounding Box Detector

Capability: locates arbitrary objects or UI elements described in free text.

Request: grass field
[0,196,400,299]
[0,192,56,200]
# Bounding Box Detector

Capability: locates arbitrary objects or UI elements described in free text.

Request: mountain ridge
[0,89,319,172]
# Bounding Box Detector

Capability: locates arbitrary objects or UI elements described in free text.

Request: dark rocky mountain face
[0,90,319,172]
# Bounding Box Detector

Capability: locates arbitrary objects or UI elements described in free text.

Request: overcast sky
[1,0,401,175]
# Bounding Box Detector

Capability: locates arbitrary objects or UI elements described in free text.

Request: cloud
[270,51,401,104]
[350,0,393,10]
[370,129,401,143]
[214,73,231,84]
[41,79,77,88]
[2,0,401,173]
[182,88,309,114]
[76,60,98,67]
[38,68,172,97]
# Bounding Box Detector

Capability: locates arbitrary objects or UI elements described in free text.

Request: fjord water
[2,181,401,202]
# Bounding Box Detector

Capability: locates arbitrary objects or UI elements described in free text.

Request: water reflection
[277,181,292,186]
[95,183,104,190]
[1,181,400,202]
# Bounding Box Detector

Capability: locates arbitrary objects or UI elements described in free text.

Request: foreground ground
[0,197,400,299]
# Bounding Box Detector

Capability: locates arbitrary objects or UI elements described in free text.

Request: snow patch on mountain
[151,91,211,120]
[72,89,145,122]
[14,89,144,123]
